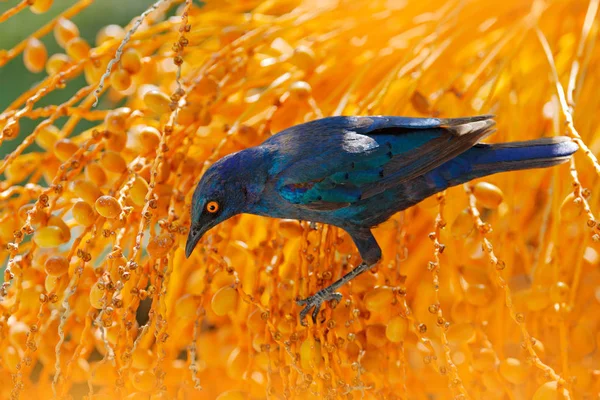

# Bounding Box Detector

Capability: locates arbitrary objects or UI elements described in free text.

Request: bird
[185,115,578,322]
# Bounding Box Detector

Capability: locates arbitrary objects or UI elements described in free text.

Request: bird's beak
[185,228,203,258]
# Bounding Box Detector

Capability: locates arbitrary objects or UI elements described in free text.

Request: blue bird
[185,115,578,322]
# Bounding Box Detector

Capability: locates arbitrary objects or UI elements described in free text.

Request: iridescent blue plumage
[185,115,578,322]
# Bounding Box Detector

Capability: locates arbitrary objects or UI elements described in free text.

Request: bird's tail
[434,136,578,187]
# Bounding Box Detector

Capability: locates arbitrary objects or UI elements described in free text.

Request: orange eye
[206,201,219,213]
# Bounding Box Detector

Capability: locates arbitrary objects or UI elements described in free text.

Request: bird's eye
[206,201,219,213]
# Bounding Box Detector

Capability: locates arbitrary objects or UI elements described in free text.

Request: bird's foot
[296,289,342,325]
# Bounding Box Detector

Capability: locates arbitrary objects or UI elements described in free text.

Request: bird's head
[185,149,266,257]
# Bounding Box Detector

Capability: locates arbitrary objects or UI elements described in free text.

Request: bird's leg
[297,261,374,323]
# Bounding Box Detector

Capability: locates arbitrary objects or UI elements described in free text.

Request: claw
[297,290,342,324]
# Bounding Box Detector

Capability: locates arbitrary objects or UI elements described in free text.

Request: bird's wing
[272,115,495,210]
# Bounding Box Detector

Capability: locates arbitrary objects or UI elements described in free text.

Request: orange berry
[48,215,71,243]
[65,37,90,61]
[24,38,47,73]
[143,89,172,114]
[96,24,125,46]
[54,17,80,48]
[131,370,157,392]
[446,322,475,344]
[104,107,131,134]
[472,182,503,209]
[211,286,238,316]
[499,358,528,384]
[290,45,316,72]
[33,226,67,248]
[386,315,408,343]
[121,48,142,74]
[89,282,105,309]
[111,68,132,92]
[30,0,53,14]
[70,180,103,205]
[85,163,107,187]
[100,151,127,173]
[451,208,474,239]
[364,286,394,312]
[53,138,79,161]
[175,294,198,319]
[95,196,122,219]
[289,80,312,99]
[147,235,174,258]
[299,338,322,369]
[278,219,303,239]
[35,124,60,150]
[365,324,387,348]
[72,201,96,226]
[45,53,70,75]
[44,255,69,277]
[532,381,568,400]
[129,176,149,206]
[192,75,219,98]
[134,126,161,155]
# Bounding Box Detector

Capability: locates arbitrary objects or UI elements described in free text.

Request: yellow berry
[560,193,583,222]
[290,45,316,71]
[30,0,53,14]
[451,208,474,239]
[111,68,132,92]
[364,286,394,312]
[45,275,60,292]
[131,370,157,392]
[130,176,149,206]
[144,89,172,114]
[53,138,79,162]
[45,53,70,75]
[104,107,131,134]
[211,286,238,316]
[95,196,122,219]
[44,255,69,277]
[33,226,67,248]
[85,163,107,187]
[499,358,528,384]
[121,48,142,74]
[532,381,568,400]
[65,37,90,61]
[299,338,322,369]
[289,81,312,99]
[96,24,125,46]
[70,179,103,205]
[100,151,127,173]
[175,294,198,319]
[48,215,71,243]
[35,124,60,150]
[24,38,47,73]
[386,315,408,343]
[446,322,475,344]
[54,17,80,48]
[472,182,504,209]
[134,126,161,155]
[72,201,96,227]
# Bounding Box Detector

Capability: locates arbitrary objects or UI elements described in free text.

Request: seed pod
[65,37,90,61]
[35,125,60,151]
[111,68,132,92]
[96,24,125,46]
[95,196,122,219]
[54,18,80,48]
[72,201,96,226]
[147,235,174,258]
[44,255,69,277]
[33,226,67,248]
[24,38,47,73]
[70,180,102,205]
[386,316,408,343]
[363,286,394,312]
[143,90,171,114]
[100,151,127,173]
[131,370,157,392]
[45,53,70,75]
[53,138,78,162]
[30,0,53,14]
[472,182,503,209]
[121,48,142,74]
[211,286,238,316]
